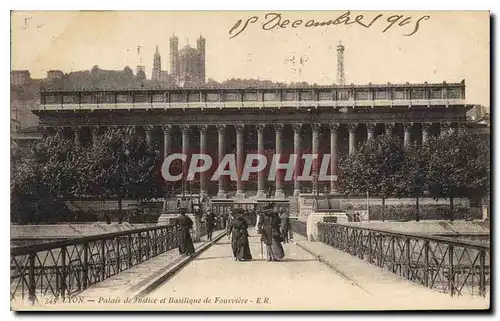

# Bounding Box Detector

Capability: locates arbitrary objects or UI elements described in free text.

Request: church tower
[170,34,179,83]
[196,35,206,83]
[152,45,161,80]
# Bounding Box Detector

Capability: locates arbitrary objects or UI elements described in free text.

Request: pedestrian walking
[279,211,290,244]
[205,209,215,241]
[177,207,195,256]
[258,209,285,261]
[227,209,252,261]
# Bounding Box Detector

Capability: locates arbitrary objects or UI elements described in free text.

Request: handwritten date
[229,11,431,39]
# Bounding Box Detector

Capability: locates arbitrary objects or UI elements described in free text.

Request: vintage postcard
[10,10,490,311]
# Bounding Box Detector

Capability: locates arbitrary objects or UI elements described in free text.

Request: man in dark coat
[279,211,291,243]
[205,209,215,241]
[177,208,195,256]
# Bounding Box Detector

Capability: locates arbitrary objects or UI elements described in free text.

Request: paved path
[296,238,490,310]
[79,230,226,299]
[150,229,374,310]
[147,228,489,311]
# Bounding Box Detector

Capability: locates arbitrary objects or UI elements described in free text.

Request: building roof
[11,70,30,75]
[40,80,467,93]
[179,44,198,56]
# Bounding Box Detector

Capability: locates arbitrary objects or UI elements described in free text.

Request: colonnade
[49,121,454,198]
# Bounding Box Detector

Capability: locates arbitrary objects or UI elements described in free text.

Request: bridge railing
[11,224,179,304]
[318,223,490,297]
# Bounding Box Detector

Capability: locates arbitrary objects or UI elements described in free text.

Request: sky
[10,11,490,107]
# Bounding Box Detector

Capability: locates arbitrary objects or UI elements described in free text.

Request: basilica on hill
[151,34,206,87]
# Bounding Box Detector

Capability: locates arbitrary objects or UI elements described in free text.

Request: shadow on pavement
[194,256,234,261]
[222,258,317,263]
[213,241,231,245]
[280,258,318,263]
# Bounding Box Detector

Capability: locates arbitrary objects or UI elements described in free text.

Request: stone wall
[297,194,473,221]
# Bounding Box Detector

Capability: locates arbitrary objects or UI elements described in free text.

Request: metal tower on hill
[337,41,345,86]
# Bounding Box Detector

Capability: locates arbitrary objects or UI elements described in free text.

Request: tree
[91,65,100,75]
[425,127,490,221]
[123,66,133,78]
[11,134,80,223]
[206,78,220,86]
[11,128,164,224]
[80,127,161,223]
[338,134,405,221]
[395,143,430,221]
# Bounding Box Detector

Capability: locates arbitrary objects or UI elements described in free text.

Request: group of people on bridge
[224,203,293,262]
[174,203,293,262]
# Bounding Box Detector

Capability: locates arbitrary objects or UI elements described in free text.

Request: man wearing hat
[205,209,215,241]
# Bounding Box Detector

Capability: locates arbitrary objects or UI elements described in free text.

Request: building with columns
[35,80,473,202]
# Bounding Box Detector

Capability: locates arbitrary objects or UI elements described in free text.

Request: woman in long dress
[228,211,253,261]
[177,208,195,256]
[258,210,285,261]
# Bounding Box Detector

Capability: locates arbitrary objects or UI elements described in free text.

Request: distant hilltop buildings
[11,70,31,86]
[152,34,206,87]
[10,33,207,91]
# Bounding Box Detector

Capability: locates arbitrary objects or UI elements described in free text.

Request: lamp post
[366,190,370,220]
[313,173,319,211]
[182,176,186,200]
[307,107,317,198]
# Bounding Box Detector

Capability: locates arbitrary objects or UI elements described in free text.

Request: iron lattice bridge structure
[315,223,490,297]
[10,223,211,304]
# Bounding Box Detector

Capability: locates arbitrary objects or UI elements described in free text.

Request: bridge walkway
[149,229,489,311]
[26,229,489,311]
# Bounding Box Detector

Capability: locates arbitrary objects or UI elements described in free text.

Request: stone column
[274,124,285,199]
[162,125,172,160]
[161,125,172,212]
[421,122,431,144]
[91,126,100,146]
[216,124,227,198]
[199,125,208,198]
[329,123,339,195]
[235,124,245,198]
[145,125,154,147]
[74,127,81,147]
[403,122,413,148]
[367,123,376,141]
[293,123,302,196]
[181,125,190,196]
[348,123,357,155]
[385,122,394,136]
[256,124,266,198]
[311,123,320,194]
